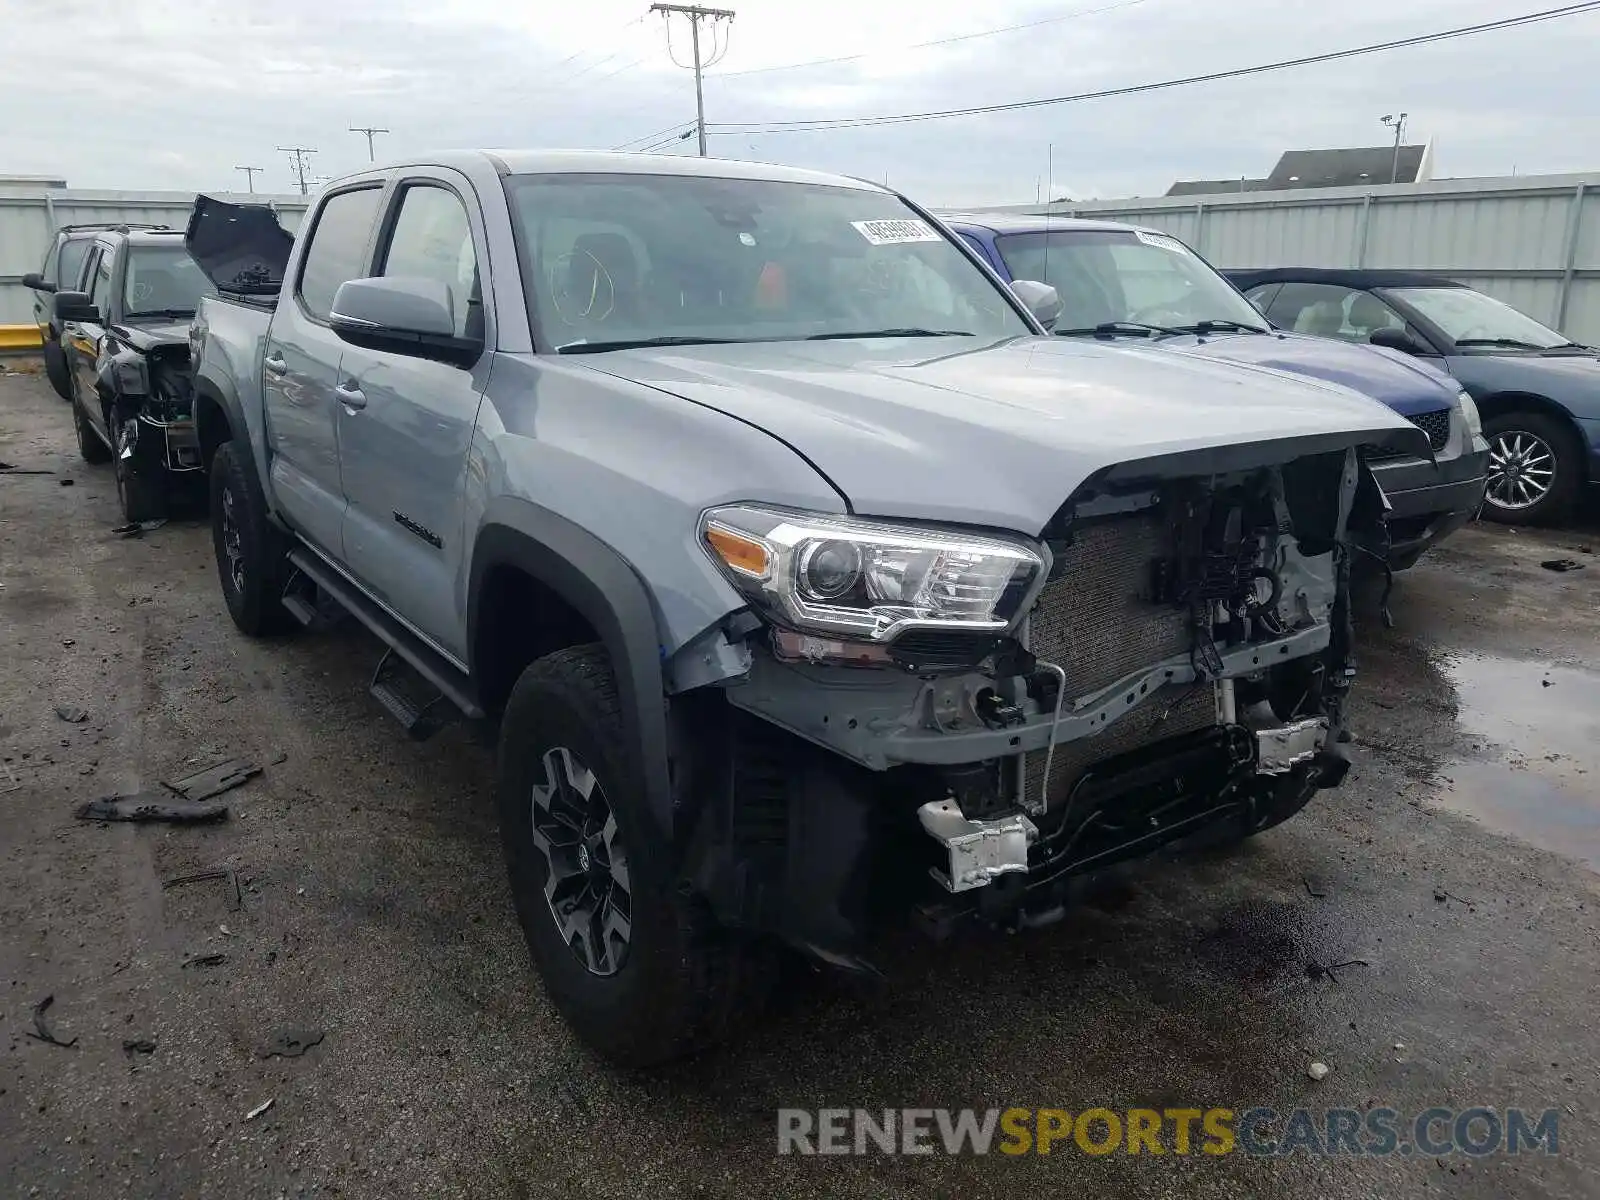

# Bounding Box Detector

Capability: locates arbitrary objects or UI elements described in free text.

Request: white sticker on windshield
[1135,230,1191,255]
[852,218,942,245]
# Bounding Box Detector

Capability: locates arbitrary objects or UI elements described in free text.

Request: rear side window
[297,187,383,320]
[58,238,92,290]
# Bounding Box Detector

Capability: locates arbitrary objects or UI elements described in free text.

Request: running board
[370,648,450,741]
[284,547,484,721]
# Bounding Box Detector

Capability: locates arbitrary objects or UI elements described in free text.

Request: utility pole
[235,165,263,193]
[278,146,318,196]
[650,4,735,156]
[349,126,389,163]
[1380,112,1408,184]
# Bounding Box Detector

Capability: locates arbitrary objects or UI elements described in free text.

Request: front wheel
[1481,410,1581,526]
[497,644,767,1067]
[209,441,295,636]
[113,420,165,525]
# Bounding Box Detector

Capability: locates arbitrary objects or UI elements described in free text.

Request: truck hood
[108,319,190,353]
[581,334,1426,533]
[1165,331,1460,417]
[185,194,294,297]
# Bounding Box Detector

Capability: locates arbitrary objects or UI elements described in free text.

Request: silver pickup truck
[186,151,1424,1066]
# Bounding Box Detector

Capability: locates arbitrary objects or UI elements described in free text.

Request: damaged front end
[98,342,200,488]
[681,443,1390,960]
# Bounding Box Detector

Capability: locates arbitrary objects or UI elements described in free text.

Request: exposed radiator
[1023,513,1218,809]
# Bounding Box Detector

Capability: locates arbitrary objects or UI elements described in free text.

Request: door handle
[337,380,367,411]
[263,353,288,376]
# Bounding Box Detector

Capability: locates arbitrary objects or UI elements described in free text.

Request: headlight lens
[701,505,1046,641]
[1457,389,1483,437]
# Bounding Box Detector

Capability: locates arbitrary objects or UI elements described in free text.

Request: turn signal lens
[704,523,772,580]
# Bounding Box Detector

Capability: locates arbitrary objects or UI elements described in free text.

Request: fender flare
[469,501,673,848]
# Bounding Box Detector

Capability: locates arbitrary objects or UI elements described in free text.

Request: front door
[66,247,113,444]
[335,174,489,661]
[261,185,385,558]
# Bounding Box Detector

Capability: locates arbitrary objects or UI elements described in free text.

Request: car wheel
[42,336,72,401]
[113,420,165,525]
[1481,410,1580,526]
[209,441,295,636]
[497,644,769,1067]
[73,394,111,464]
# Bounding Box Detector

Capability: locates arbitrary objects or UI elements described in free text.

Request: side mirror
[1369,326,1429,356]
[22,272,55,294]
[53,290,100,324]
[329,276,482,368]
[1010,279,1063,330]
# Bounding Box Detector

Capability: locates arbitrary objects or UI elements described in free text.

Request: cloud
[2,0,1596,203]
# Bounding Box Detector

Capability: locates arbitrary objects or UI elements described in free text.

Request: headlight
[1457,390,1483,437]
[700,505,1046,642]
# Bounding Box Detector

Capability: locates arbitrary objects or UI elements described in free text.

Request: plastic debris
[123,1038,157,1055]
[1540,558,1584,572]
[256,1028,324,1060]
[1308,1061,1330,1081]
[1394,1042,1406,1050]
[163,758,260,802]
[76,794,228,824]
[245,1098,274,1121]
[27,995,77,1048]
[54,704,89,723]
[182,952,228,969]
[163,866,243,911]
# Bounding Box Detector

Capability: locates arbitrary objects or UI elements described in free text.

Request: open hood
[580,334,1429,534]
[184,195,294,296]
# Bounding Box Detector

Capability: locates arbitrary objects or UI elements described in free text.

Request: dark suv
[50,227,214,522]
[22,224,170,400]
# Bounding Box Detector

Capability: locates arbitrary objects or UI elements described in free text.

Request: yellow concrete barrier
[0,324,44,351]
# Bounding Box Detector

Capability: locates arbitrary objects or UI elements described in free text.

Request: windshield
[503,172,1031,350]
[1387,286,1569,349]
[993,229,1266,333]
[122,245,215,319]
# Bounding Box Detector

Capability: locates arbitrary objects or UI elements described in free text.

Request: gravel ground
[3,363,1599,1198]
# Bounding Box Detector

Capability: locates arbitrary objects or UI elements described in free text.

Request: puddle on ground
[1432,654,1600,870]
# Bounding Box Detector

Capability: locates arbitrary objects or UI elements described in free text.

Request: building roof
[1224,267,1466,291]
[1266,145,1427,189]
[1165,178,1270,197]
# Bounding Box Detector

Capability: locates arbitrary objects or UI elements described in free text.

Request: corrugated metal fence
[980,172,1600,346]
[0,188,308,333]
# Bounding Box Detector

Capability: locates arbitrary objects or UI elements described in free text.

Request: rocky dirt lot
[3,364,1600,1198]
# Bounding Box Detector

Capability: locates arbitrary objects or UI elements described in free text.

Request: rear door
[334,171,490,660]
[263,184,384,557]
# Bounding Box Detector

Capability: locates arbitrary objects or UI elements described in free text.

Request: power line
[651,4,736,156]
[708,1,1600,134]
[708,0,1148,80]
[611,118,699,150]
[277,146,318,195]
[349,126,390,162]
[639,129,698,152]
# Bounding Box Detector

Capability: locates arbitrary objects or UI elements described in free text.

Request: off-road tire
[43,336,72,401]
[1481,409,1581,527]
[498,644,768,1067]
[209,441,295,636]
[74,395,111,464]
[113,423,165,525]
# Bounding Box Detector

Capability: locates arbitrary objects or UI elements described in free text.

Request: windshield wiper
[557,335,745,354]
[1175,319,1269,334]
[1452,336,1549,350]
[125,308,196,320]
[805,328,974,340]
[1055,321,1185,338]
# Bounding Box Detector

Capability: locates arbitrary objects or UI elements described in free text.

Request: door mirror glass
[330,276,482,367]
[1010,279,1063,330]
[53,290,100,324]
[22,272,54,294]
[1369,326,1429,356]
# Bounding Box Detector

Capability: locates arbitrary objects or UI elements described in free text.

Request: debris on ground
[1307,1061,1330,1081]
[245,1099,274,1121]
[1540,558,1585,573]
[1302,877,1327,899]
[75,793,229,824]
[1394,1042,1406,1050]
[0,462,53,475]
[163,866,243,910]
[122,1038,157,1055]
[111,522,141,538]
[163,757,261,803]
[26,995,77,1048]
[256,1027,325,1059]
[181,952,228,969]
[1434,887,1449,902]
[59,478,73,487]
[54,704,88,723]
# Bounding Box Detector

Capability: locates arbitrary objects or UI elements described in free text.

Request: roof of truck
[937,211,1148,235]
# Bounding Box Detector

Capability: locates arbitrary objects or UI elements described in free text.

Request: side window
[1266,282,1367,341]
[957,233,994,268]
[378,184,479,338]
[58,238,92,291]
[297,187,384,320]
[1243,283,1281,314]
[40,240,59,283]
[86,249,112,313]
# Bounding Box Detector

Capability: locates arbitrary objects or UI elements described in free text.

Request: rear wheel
[43,336,72,401]
[497,644,768,1067]
[209,441,295,635]
[1482,410,1580,526]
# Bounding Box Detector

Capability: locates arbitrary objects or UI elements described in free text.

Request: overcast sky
[4,0,1597,204]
